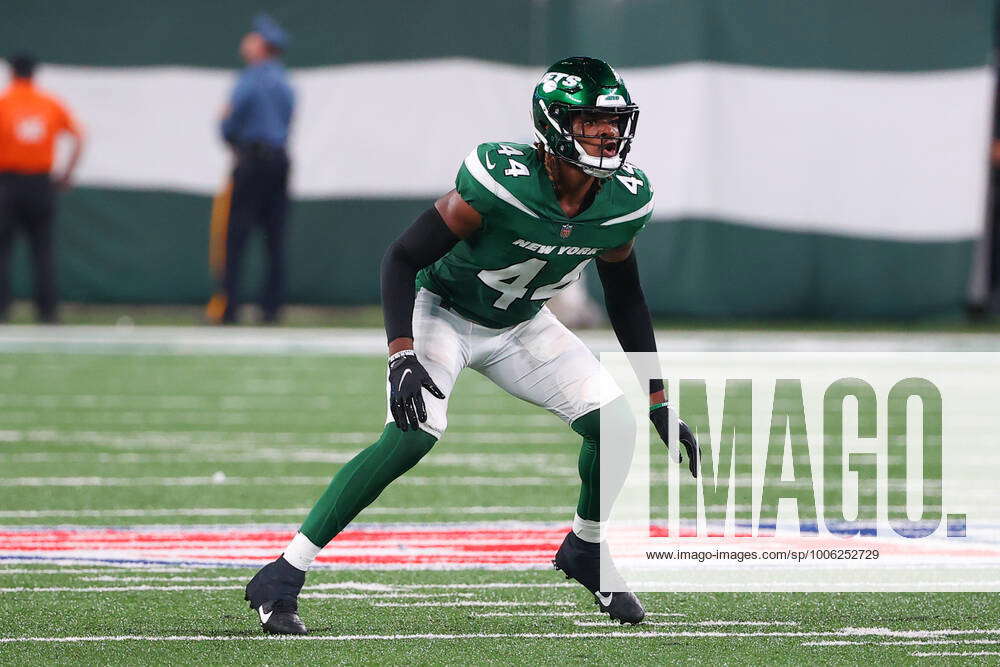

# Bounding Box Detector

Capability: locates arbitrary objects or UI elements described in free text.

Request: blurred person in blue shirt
[208,13,295,325]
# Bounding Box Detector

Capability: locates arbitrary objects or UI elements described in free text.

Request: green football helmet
[532,56,639,179]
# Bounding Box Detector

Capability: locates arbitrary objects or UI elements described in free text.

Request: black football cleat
[553,530,646,625]
[590,589,646,625]
[245,556,308,635]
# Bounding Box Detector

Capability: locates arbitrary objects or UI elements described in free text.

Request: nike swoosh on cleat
[397,368,411,391]
[595,592,613,607]
[258,607,273,624]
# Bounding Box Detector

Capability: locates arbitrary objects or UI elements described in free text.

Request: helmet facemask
[534,100,639,179]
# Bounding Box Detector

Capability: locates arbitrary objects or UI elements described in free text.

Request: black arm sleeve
[596,250,665,395]
[380,206,460,342]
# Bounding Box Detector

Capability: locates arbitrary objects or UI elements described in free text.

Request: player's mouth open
[601,141,618,157]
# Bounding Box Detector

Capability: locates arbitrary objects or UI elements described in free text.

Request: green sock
[299,424,437,547]
[571,398,634,524]
[572,409,601,521]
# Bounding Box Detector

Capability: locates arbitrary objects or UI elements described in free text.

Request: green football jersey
[416,141,654,328]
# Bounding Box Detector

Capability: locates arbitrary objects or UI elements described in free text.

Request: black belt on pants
[235,142,287,162]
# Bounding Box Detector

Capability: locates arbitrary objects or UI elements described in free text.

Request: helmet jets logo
[539,72,582,94]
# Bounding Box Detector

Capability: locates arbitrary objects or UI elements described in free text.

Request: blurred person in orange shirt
[0,53,84,323]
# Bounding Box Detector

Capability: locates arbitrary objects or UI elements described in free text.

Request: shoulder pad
[608,161,653,200]
[457,142,542,219]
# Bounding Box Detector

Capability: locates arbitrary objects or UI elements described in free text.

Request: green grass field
[0,329,997,663]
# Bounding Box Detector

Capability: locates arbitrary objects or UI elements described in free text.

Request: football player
[245,56,700,634]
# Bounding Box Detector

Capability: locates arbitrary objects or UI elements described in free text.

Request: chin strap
[571,139,623,178]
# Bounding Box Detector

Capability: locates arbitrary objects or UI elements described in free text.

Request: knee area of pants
[606,396,636,434]
[574,396,636,443]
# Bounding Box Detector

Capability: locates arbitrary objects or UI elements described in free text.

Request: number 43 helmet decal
[532,56,639,179]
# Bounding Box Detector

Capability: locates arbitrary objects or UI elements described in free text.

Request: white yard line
[324,582,578,590]
[574,620,797,627]
[2,325,997,355]
[0,567,189,575]
[4,531,552,556]
[801,641,865,646]
[0,452,577,471]
[80,575,249,583]
[0,428,567,448]
[0,585,570,595]
[836,628,1000,638]
[0,631,766,643]
[0,519,563,530]
[370,601,576,608]
[5,628,1000,643]
[600,582,1000,590]
[0,586,524,597]
[886,639,1000,645]
[301,592,477,599]
[0,585,247,593]
[910,652,1000,657]
[473,611,686,617]
[71,578,578,590]
[0,506,571,519]
[0,475,575,487]
[0,508,308,518]
[805,639,1000,646]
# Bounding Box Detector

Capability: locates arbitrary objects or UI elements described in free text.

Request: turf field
[1,326,998,663]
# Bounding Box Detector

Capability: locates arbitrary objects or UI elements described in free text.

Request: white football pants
[385,288,621,438]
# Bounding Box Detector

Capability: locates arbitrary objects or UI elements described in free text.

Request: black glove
[649,404,700,477]
[388,350,445,432]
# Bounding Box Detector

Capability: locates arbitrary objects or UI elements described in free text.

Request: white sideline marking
[474,611,686,618]
[8,541,554,551]
[805,639,1000,647]
[74,578,578,590]
[74,570,578,592]
[2,325,996,355]
[801,641,865,646]
[301,592,475,600]
[0,585,244,593]
[609,582,1000,590]
[0,584,560,595]
[0,475,574,487]
[81,576,249,583]
[574,620,797,627]
[0,508,308,518]
[891,639,1000,646]
[0,584,573,607]
[0,558,548,572]
[371,601,576,608]
[0,505,571,519]
[4,629,1000,644]
[0,428,567,451]
[911,652,1000,657]
[686,620,798,627]
[0,568,190,575]
[0,632,794,644]
[0,451,577,473]
[324,582,577,590]
[837,628,1000,638]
